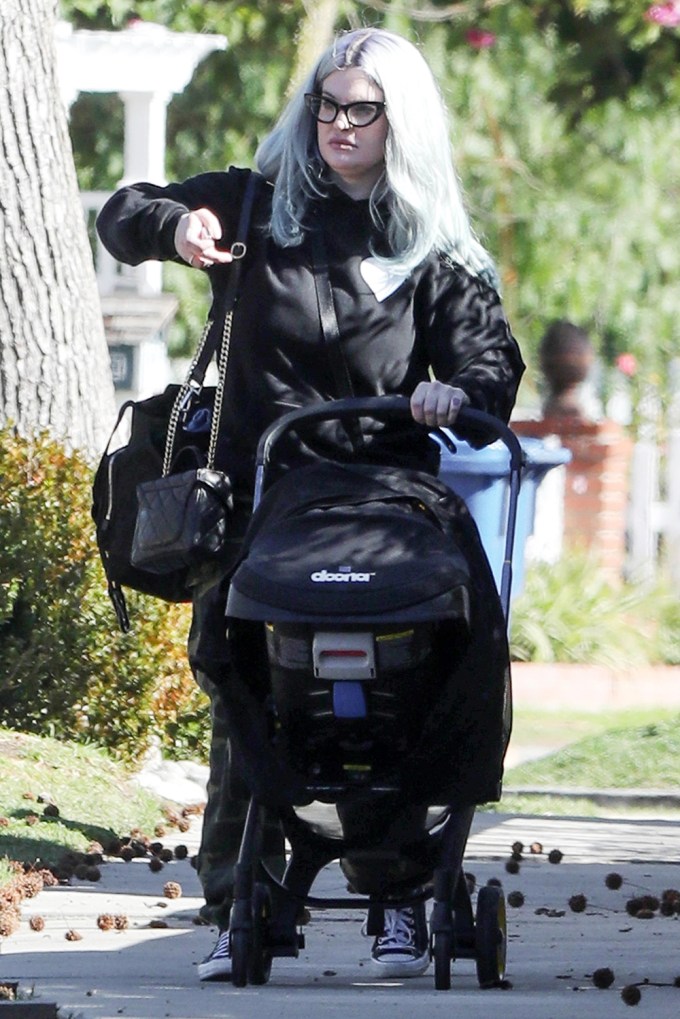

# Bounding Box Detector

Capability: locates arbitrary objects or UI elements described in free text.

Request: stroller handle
[254,395,524,620]
[255,395,523,475]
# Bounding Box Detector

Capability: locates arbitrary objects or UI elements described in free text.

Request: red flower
[465,28,497,49]
[616,353,638,377]
[645,2,680,27]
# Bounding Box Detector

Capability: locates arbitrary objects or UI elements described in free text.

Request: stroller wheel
[231,927,251,988]
[249,883,273,985]
[432,929,453,991]
[475,885,507,988]
[230,929,251,990]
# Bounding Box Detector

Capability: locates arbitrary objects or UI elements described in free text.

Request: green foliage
[521,0,680,114]
[68,92,124,191]
[0,727,167,866]
[505,714,680,790]
[0,427,202,763]
[418,4,680,396]
[509,553,680,666]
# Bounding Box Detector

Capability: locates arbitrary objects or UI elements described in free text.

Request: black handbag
[129,316,235,577]
[132,460,234,576]
[92,171,258,631]
[91,386,214,620]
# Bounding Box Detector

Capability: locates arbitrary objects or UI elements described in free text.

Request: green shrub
[0,427,206,763]
[510,553,680,667]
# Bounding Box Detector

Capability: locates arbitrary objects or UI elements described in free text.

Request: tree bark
[0,0,115,458]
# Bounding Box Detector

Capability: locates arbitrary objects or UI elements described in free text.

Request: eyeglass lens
[305,94,384,127]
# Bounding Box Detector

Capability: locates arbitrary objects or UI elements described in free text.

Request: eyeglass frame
[304,93,386,128]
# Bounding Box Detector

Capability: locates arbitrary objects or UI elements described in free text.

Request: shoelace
[376,908,416,948]
[213,930,231,957]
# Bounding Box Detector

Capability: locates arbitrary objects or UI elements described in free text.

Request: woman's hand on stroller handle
[255,395,522,472]
[410,381,469,428]
[252,397,523,543]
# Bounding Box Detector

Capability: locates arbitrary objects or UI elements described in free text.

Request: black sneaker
[198,929,231,981]
[370,904,430,977]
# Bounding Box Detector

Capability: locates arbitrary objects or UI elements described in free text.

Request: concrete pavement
[2,809,680,1019]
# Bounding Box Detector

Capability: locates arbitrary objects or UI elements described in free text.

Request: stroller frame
[224,396,523,990]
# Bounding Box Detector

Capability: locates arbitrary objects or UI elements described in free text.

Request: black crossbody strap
[310,227,365,451]
[163,171,259,474]
[190,170,259,386]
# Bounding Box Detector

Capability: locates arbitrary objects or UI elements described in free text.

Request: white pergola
[56,19,227,187]
[54,20,227,401]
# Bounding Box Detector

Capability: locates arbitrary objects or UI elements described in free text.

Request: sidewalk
[3,718,680,1019]
[2,807,680,1019]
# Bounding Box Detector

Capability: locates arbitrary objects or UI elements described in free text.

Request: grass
[497,709,680,818]
[0,728,167,880]
[505,709,680,786]
[495,794,680,819]
[507,711,680,789]
[509,705,680,752]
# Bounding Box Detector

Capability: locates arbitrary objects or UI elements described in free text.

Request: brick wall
[513,417,633,582]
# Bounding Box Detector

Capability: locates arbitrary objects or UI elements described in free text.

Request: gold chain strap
[162,316,214,477]
[207,310,233,469]
[161,308,232,476]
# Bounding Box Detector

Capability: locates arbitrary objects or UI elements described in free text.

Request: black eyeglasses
[304,93,386,128]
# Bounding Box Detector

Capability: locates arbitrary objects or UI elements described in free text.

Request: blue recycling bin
[437,433,571,599]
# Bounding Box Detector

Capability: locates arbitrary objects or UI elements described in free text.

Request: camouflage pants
[188,541,286,929]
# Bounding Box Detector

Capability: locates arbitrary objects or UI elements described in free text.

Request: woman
[97,26,524,981]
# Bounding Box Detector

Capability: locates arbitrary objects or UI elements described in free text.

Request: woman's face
[315,68,388,199]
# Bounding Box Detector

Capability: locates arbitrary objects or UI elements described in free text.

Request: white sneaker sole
[370,952,430,978]
[197,957,232,981]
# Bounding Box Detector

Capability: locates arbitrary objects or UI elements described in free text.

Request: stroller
[221,395,522,990]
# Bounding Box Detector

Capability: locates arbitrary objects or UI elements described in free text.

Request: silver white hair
[256,27,497,283]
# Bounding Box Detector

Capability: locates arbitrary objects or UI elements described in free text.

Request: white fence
[627,371,680,587]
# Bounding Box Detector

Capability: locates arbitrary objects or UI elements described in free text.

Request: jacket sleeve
[417,261,525,426]
[95,172,238,266]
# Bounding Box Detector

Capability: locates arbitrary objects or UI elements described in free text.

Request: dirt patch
[0,734,30,759]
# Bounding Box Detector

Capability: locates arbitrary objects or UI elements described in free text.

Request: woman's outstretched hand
[410,380,469,427]
[174,209,234,269]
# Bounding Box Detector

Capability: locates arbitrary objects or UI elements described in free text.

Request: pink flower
[465,28,497,49]
[616,353,638,377]
[645,2,680,27]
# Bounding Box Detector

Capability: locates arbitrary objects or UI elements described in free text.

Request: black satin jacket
[97,168,525,490]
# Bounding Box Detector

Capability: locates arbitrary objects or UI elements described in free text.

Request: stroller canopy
[227,462,475,623]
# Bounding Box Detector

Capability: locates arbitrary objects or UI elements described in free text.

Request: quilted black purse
[132,466,234,576]
[129,304,236,577]
[92,171,258,631]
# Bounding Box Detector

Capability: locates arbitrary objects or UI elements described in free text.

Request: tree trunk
[0,0,115,458]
